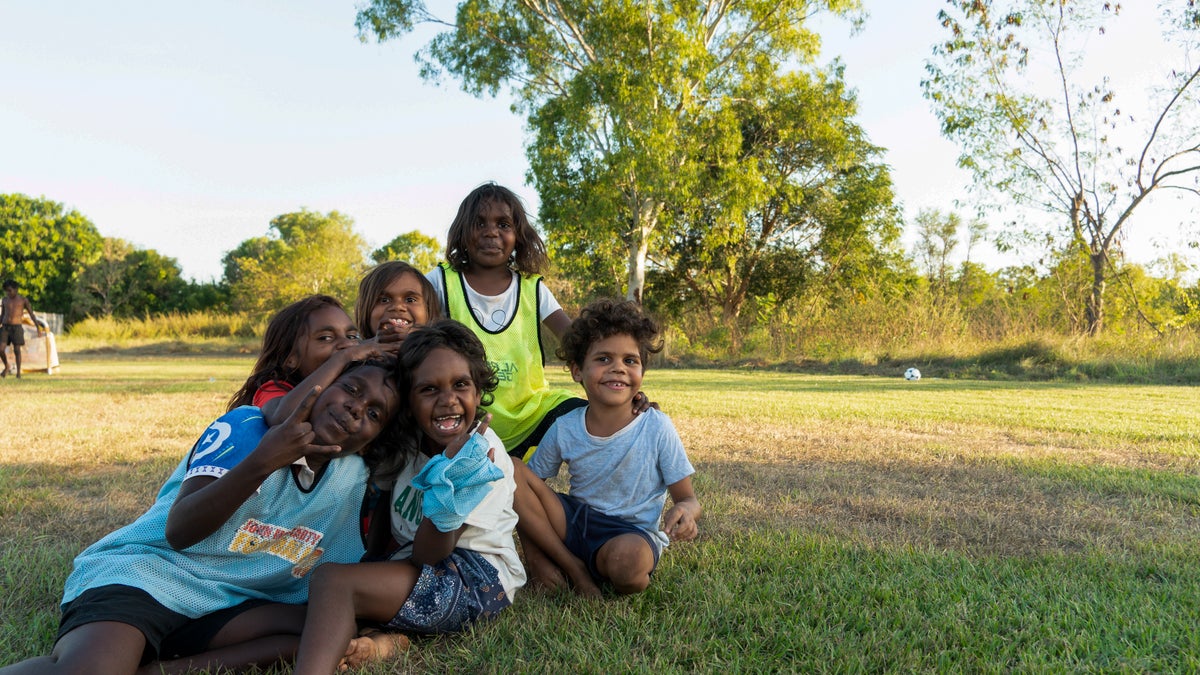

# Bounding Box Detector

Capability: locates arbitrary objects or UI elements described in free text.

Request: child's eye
[348,332,361,341]
[367,408,381,421]
[377,295,391,305]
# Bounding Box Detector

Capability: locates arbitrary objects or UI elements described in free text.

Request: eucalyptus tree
[654,67,899,340]
[923,0,1200,334]
[357,0,864,303]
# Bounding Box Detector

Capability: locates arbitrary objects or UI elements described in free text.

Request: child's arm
[262,341,393,426]
[663,476,702,542]
[166,388,340,549]
[408,415,496,566]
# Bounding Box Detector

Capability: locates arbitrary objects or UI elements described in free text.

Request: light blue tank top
[62,407,369,617]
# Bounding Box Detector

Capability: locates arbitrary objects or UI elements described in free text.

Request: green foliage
[357,0,867,303]
[222,209,369,314]
[0,193,102,315]
[71,237,221,321]
[647,67,901,347]
[923,0,1200,335]
[372,229,441,270]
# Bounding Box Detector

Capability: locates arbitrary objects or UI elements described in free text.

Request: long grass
[2,356,1199,671]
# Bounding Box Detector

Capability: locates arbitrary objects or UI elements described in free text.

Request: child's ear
[283,352,299,370]
[569,363,582,383]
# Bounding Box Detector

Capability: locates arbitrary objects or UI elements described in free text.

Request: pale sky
[1,1,1193,282]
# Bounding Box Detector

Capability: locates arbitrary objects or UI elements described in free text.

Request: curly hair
[443,182,549,275]
[385,319,500,472]
[353,260,442,339]
[557,298,664,367]
[227,295,346,411]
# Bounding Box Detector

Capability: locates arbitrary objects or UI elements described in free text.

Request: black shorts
[556,493,660,583]
[507,397,587,460]
[57,585,269,665]
[2,325,24,346]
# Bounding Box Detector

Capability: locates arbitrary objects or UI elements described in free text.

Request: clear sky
[1,1,1192,282]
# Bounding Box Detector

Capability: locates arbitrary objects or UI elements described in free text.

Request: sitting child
[0,357,403,675]
[517,298,701,595]
[292,320,525,674]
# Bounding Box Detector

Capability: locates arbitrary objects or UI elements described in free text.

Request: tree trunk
[625,200,656,305]
[1086,251,1105,336]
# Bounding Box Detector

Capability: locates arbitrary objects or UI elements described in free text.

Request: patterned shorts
[385,549,510,634]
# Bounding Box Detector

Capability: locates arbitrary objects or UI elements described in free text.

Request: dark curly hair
[557,298,664,367]
[228,295,347,412]
[443,182,549,275]
[387,319,499,470]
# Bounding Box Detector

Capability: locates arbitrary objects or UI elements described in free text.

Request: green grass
[3,354,1199,672]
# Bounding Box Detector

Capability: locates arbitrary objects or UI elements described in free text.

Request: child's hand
[256,386,341,468]
[343,339,398,359]
[443,413,493,461]
[632,391,659,415]
[663,503,699,542]
[374,318,416,345]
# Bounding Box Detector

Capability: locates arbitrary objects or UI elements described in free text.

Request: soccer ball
[904,367,921,381]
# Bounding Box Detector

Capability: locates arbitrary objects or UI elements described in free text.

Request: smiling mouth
[432,414,464,433]
[382,317,412,330]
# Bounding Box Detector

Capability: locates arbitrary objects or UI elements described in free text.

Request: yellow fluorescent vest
[439,264,574,449]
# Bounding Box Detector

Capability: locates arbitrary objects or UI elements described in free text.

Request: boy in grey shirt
[520,298,701,596]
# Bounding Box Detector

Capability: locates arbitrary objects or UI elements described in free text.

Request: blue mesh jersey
[62,406,369,618]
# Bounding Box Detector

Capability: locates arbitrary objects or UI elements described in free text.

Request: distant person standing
[1,280,45,378]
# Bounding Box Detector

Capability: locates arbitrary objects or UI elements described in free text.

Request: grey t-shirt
[529,407,694,549]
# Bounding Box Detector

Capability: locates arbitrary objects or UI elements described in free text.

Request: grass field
[2,354,1199,672]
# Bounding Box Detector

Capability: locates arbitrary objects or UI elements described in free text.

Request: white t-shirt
[426,268,562,331]
[386,427,526,596]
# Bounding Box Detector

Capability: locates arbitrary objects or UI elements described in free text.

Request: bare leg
[293,560,419,675]
[595,533,656,595]
[0,346,8,377]
[1,621,147,675]
[12,344,20,377]
[512,463,601,597]
[139,604,306,675]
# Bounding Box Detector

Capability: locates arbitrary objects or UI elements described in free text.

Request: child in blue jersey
[293,320,525,674]
[519,299,701,596]
[0,358,402,675]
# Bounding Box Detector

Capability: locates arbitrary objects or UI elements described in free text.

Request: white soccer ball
[904,367,921,381]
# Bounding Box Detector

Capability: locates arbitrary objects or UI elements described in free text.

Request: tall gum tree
[923,0,1200,335]
[356,0,864,303]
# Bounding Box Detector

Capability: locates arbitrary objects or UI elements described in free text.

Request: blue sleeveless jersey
[62,406,369,617]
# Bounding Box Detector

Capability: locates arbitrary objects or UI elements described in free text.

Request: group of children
[1,184,702,675]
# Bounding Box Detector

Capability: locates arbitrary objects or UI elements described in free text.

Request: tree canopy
[0,193,103,315]
[357,0,865,303]
[223,210,369,314]
[923,0,1200,334]
[372,230,441,271]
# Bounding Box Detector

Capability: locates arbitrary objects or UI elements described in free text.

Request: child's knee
[310,562,354,592]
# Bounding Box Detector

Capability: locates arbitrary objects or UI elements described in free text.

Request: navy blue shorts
[556,493,660,584]
[58,584,269,665]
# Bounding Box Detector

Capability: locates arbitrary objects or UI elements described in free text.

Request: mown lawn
[2,355,1199,672]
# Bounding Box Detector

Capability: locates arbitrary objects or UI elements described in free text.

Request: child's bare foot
[338,628,411,670]
[563,559,602,598]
